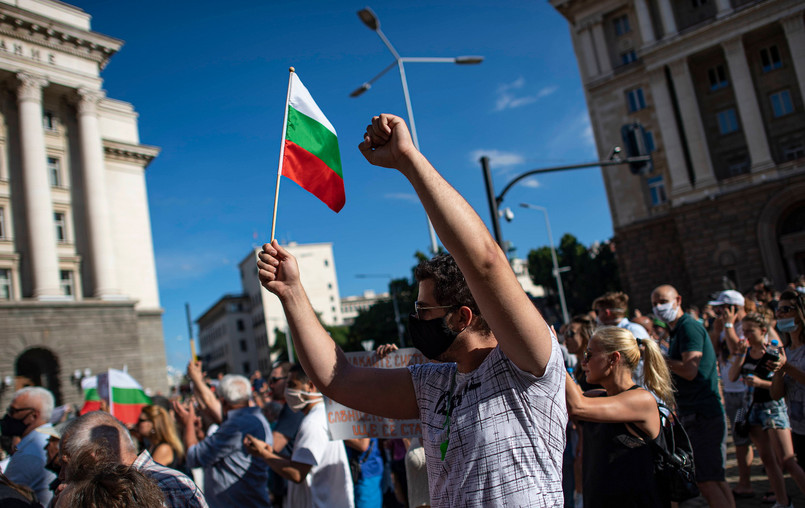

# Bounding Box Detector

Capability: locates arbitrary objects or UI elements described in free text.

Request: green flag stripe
[111,386,152,405]
[84,388,100,401]
[286,106,342,178]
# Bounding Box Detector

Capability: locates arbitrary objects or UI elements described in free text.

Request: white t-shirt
[408,331,567,507]
[287,402,354,508]
[719,322,747,393]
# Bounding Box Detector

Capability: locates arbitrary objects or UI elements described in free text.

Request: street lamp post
[356,273,405,346]
[518,203,570,324]
[352,7,483,255]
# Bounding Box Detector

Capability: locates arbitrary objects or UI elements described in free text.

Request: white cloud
[520,178,541,188]
[384,192,419,203]
[494,79,558,112]
[469,149,525,168]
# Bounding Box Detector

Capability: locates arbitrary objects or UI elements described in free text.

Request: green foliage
[527,234,621,319]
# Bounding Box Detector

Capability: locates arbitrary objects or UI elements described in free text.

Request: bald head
[60,411,138,469]
[651,284,679,303]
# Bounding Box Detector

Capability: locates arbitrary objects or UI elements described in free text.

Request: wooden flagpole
[270,67,295,242]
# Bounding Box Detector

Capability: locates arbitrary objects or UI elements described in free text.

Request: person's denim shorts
[748,399,790,430]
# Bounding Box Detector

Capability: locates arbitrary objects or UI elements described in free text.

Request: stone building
[551,0,805,308]
[0,0,165,409]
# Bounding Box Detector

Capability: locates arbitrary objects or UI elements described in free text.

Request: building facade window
[626,87,646,112]
[0,207,5,239]
[239,339,247,352]
[48,157,61,187]
[708,65,729,91]
[692,0,707,7]
[60,270,74,297]
[620,50,638,65]
[783,143,805,161]
[760,45,782,73]
[716,108,739,134]
[43,111,56,131]
[613,15,631,36]
[54,212,67,243]
[647,175,667,206]
[0,268,10,299]
[770,90,794,118]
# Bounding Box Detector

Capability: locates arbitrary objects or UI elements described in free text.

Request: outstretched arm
[359,114,552,376]
[257,241,419,420]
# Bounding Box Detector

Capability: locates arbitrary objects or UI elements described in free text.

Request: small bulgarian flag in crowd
[270,68,344,239]
[80,376,102,415]
[81,369,151,425]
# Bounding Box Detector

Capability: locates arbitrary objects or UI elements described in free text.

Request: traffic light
[620,122,653,175]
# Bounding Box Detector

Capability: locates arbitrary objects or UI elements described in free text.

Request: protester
[345,437,384,508]
[59,410,208,508]
[34,421,66,499]
[730,312,805,508]
[771,290,805,466]
[136,405,185,469]
[1,387,57,505]
[174,374,271,508]
[592,291,650,340]
[256,114,566,506]
[707,290,754,498]
[266,361,305,507]
[565,326,675,507]
[244,364,354,508]
[755,277,779,313]
[651,284,734,508]
[0,471,41,507]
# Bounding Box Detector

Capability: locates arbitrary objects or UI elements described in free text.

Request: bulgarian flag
[97,369,152,425]
[79,376,102,415]
[271,68,344,238]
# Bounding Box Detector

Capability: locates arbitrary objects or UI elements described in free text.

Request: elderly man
[59,410,207,508]
[2,387,57,505]
[174,374,271,508]
[651,284,734,508]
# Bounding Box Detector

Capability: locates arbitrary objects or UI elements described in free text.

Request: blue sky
[72,0,613,371]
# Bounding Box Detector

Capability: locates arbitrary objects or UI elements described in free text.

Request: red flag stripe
[283,140,345,213]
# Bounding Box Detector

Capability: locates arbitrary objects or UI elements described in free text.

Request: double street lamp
[351,7,483,255]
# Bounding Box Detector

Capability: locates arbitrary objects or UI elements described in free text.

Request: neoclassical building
[0,0,166,409]
[551,0,805,308]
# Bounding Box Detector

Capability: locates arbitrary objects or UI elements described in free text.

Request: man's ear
[456,306,473,331]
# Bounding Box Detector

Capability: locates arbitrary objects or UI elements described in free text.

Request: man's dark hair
[65,462,165,508]
[273,361,292,376]
[754,277,774,291]
[289,364,310,385]
[415,254,489,333]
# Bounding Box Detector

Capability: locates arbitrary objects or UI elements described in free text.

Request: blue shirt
[186,406,272,508]
[4,424,56,506]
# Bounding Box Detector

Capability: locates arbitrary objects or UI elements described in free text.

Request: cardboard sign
[324,347,425,440]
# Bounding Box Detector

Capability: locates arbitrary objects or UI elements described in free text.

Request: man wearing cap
[651,285,733,508]
[1,387,57,505]
[709,290,754,498]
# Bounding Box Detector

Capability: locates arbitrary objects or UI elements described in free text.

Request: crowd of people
[2,113,805,507]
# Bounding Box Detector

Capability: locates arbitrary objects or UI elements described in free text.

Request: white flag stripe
[288,73,336,136]
[108,368,144,390]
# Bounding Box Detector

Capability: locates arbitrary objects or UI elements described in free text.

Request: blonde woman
[565,326,675,508]
[136,405,185,469]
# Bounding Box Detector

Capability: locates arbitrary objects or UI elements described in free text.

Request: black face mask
[0,413,28,437]
[408,313,460,360]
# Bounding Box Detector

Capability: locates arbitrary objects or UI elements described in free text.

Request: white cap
[708,290,745,307]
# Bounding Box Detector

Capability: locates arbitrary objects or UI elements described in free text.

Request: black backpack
[632,403,699,502]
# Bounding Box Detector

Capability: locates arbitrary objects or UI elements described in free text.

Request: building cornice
[103,139,160,167]
[0,4,122,69]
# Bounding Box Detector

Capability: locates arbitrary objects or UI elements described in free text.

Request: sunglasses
[269,376,287,384]
[413,301,455,319]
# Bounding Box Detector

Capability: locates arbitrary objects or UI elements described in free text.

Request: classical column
[668,59,718,188]
[590,19,612,75]
[722,37,774,171]
[715,0,732,18]
[577,26,599,78]
[648,67,691,195]
[75,88,120,299]
[656,0,678,38]
[634,0,656,45]
[16,73,61,299]
[782,14,805,105]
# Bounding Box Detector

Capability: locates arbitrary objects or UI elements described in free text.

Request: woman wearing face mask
[730,312,805,508]
[771,290,805,468]
[565,326,676,507]
[244,364,355,508]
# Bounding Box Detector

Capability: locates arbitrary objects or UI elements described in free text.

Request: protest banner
[325,347,425,440]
